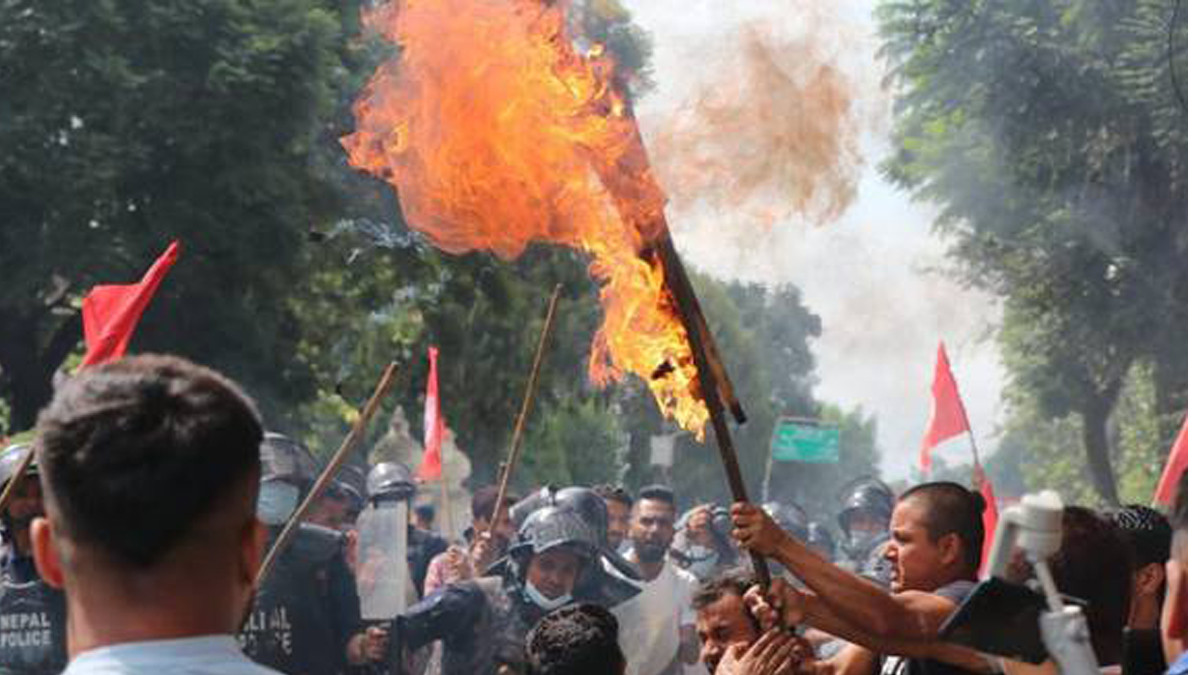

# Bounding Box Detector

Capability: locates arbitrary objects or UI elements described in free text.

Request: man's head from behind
[527,603,624,675]
[886,482,985,593]
[692,568,758,673]
[1108,504,1172,629]
[32,355,265,633]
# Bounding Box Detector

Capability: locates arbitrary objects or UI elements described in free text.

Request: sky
[622,0,1007,479]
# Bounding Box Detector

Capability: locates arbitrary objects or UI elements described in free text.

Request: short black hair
[471,485,515,522]
[691,567,754,611]
[36,355,263,568]
[1053,507,1132,665]
[527,603,624,675]
[1107,504,1172,568]
[899,481,986,573]
[637,484,674,508]
[594,484,632,509]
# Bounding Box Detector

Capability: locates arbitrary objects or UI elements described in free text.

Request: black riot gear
[763,501,809,541]
[0,446,66,675]
[259,433,319,491]
[239,523,361,675]
[398,506,636,675]
[836,477,894,537]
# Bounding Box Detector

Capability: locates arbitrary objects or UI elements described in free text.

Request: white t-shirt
[62,635,283,675]
[610,554,698,675]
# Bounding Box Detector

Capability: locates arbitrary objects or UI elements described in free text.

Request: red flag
[976,467,998,576]
[417,346,444,480]
[919,342,971,472]
[1153,417,1187,508]
[80,241,180,369]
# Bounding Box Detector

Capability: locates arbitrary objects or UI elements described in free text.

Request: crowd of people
[0,354,1186,675]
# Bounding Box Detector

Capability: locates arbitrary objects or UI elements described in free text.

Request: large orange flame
[342,0,708,434]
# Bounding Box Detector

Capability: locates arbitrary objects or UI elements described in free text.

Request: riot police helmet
[805,522,837,560]
[552,486,609,549]
[836,477,895,537]
[762,501,808,541]
[509,486,556,531]
[510,505,595,562]
[259,432,319,491]
[0,445,37,492]
[366,461,416,502]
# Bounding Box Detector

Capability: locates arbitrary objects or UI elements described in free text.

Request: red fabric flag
[976,468,999,576]
[80,241,180,369]
[1153,417,1187,508]
[417,346,444,480]
[919,341,972,472]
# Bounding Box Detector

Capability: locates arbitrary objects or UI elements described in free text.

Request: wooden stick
[652,232,771,589]
[254,361,401,589]
[0,446,36,517]
[488,284,563,534]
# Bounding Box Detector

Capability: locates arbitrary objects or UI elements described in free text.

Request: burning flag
[341,0,711,434]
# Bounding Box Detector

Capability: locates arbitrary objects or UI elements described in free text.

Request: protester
[424,484,513,595]
[611,485,701,675]
[691,568,813,674]
[240,433,379,674]
[414,503,437,532]
[1161,480,1186,675]
[398,504,635,674]
[1108,505,1172,675]
[527,603,626,675]
[732,482,991,675]
[0,445,67,674]
[596,484,633,552]
[30,354,279,674]
[674,504,740,581]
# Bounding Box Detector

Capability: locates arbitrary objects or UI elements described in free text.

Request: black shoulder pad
[287,522,345,565]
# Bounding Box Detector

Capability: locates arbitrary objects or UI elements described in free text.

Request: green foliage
[877,0,1187,503]
[0,0,352,427]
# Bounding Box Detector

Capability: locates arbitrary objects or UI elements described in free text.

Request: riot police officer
[0,445,66,675]
[835,476,894,586]
[239,433,371,674]
[361,462,447,600]
[398,504,638,675]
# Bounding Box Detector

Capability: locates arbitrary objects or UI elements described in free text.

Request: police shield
[355,499,414,620]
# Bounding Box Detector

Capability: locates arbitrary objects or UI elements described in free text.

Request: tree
[0,0,353,430]
[877,0,1187,503]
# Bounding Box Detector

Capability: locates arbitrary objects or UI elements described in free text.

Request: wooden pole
[488,284,563,534]
[254,361,401,589]
[0,446,36,517]
[651,233,771,589]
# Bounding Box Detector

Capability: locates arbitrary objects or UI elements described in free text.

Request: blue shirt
[1167,651,1188,675]
[62,635,284,675]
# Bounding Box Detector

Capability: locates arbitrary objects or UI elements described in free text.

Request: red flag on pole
[80,241,180,369]
[417,346,444,480]
[1153,417,1187,508]
[919,341,972,472]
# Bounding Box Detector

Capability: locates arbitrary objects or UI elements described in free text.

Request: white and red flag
[417,346,444,480]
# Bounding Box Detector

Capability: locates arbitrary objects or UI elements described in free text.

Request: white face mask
[524,579,572,611]
[258,481,300,526]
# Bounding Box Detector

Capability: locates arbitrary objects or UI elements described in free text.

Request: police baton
[252,361,401,591]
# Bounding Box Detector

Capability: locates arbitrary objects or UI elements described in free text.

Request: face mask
[524,579,572,611]
[258,481,300,526]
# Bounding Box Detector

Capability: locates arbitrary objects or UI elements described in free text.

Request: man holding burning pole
[396,503,636,675]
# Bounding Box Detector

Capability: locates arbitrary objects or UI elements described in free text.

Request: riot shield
[355,500,415,620]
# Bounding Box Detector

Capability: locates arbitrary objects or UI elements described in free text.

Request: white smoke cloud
[624,0,1006,478]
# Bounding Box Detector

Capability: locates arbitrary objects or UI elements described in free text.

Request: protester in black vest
[0,445,67,675]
